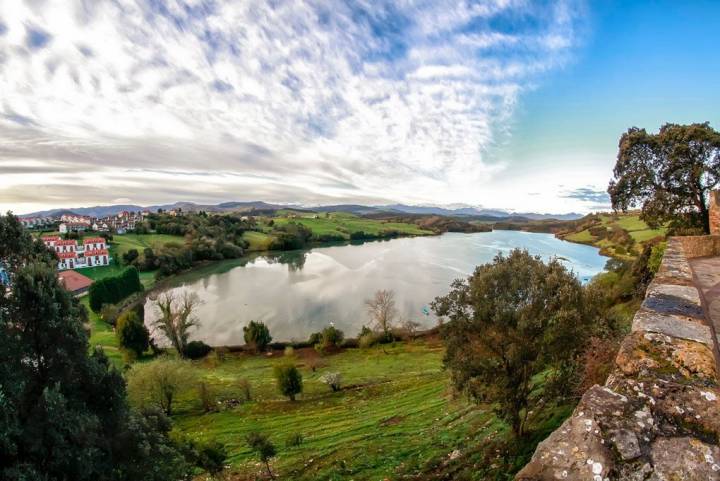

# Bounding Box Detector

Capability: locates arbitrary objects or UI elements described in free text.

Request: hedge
[89,266,144,312]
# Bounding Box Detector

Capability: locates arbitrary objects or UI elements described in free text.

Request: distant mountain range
[21,201,584,221]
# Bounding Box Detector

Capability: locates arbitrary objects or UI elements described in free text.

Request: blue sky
[0,0,718,214]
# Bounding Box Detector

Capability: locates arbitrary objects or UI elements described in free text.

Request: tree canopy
[608,122,720,233]
[0,213,198,480]
[432,249,588,439]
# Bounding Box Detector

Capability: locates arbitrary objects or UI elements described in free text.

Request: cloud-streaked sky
[1,0,718,215]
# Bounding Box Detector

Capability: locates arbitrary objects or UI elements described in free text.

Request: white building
[42,236,110,271]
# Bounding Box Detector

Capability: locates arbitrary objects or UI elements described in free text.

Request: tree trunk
[265,460,274,479]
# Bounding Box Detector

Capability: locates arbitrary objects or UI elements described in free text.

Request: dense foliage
[88,266,143,312]
[433,249,588,439]
[116,310,150,359]
[273,364,303,401]
[0,213,195,481]
[608,122,720,233]
[243,320,272,352]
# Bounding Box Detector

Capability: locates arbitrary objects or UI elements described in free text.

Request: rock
[610,429,641,461]
[632,309,712,346]
[642,284,704,319]
[649,437,720,480]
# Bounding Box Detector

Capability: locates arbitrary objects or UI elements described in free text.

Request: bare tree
[365,289,397,339]
[152,290,201,357]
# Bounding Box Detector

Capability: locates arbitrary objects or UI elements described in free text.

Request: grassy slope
[173,341,502,480]
[563,213,666,257]
[83,296,124,365]
[273,212,432,239]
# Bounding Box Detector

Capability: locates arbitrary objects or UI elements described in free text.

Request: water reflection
[145,231,609,345]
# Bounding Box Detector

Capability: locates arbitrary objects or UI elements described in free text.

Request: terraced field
[172,341,502,480]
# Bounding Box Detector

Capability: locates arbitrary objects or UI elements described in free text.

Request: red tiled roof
[57,251,77,259]
[55,239,78,246]
[58,270,93,293]
[84,249,109,257]
[42,235,61,242]
[83,237,105,244]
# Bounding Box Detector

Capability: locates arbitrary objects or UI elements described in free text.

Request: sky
[1,0,719,215]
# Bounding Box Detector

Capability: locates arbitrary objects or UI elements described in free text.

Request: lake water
[145,231,608,345]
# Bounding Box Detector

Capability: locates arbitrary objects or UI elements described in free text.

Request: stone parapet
[517,237,720,480]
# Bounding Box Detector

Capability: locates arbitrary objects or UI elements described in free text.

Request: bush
[195,440,227,477]
[243,320,272,352]
[101,303,121,326]
[359,332,379,349]
[648,242,666,274]
[237,378,252,402]
[320,372,342,392]
[117,310,150,359]
[183,340,212,360]
[285,432,304,448]
[89,266,144,312]
[320,325,344,349]
[284,346,295,358]
[273,363,303,401]
[197,382,217,413]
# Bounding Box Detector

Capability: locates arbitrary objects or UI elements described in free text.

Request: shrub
[243,320,272,353]
[237,378,252,402]
[246,432,276,479]
[127,357,195,415]
[89,266,144,312]
[307,331,322,346]
[273,363,303,401]
[101,303,121,326]
[116,310,150,359]
[195,440,227,477]
[197,382,217,413]
[183,340,212,360]
[648,242,666,274]
[285,432,304,448]
[320,372,342,392]
[359,332,378,349]
[320,325,344,349]
[306,357,325,372]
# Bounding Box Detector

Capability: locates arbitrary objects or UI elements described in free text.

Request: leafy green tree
[246,432,277,479]
[127,357,195,416]
[432,249,587,439]
[273,363,303,401]
[117,310,150,359]
[89,267,143,312]
[123,248,139,265]
[608,122,720,233]
[243,320,272,352]
[0,213,194,480]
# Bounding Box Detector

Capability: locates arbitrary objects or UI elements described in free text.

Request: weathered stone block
[632,309,712,346]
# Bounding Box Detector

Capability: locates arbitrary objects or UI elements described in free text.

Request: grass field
[110,233,185,257]
[242,230,275,251]
[170,341,504,480]
[272,212,431,239]
[83,297,124,365]
[563,213,666,257]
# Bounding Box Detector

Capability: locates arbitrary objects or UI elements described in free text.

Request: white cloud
[0,0,587,213]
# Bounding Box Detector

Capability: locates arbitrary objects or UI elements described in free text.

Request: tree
[116,310,150,359]
[608,122,720,233]
[123,248,139,265]
[243,320,272,352]
[246,432,276,479]
[365,289,397,339]
[152,290,201,356]
[126,357,195,416]
[88,267,144,312]
[320,372,342,392]
[432,249,587,439]
[273,363,303,401]
[0,213,194,480]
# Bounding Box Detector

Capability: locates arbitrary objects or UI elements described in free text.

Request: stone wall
[516,237,720,480]
[710,191,720,236]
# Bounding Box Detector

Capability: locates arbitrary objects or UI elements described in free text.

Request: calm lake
[145,230,609,345]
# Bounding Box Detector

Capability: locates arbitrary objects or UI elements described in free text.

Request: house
[59,222,88,234]
[58,270,93,296]
[20,216,55,229]
[60,214,92,225]
[42,236,110,271]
